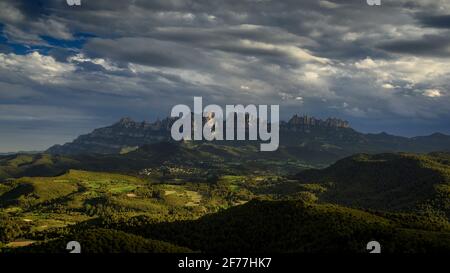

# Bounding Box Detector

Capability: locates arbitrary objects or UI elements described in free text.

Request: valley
[1,117,450,253]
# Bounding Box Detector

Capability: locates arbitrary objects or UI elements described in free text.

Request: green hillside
[10,228,192,253]
[0,154,77,180]
[61,200,450,253]
[0,142,316,182]
[0,169,275,247]
[293,152,450,218]
[2,151,450,253]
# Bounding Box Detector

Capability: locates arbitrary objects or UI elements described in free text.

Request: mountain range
[46,115,450,165]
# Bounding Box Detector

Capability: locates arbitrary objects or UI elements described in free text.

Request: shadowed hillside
[32,199,450,254]
[293,152,450,218]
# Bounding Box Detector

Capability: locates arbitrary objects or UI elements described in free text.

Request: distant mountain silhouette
[46,115,450,163]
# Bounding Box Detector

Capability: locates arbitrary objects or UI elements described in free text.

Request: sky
[0,0,450,152]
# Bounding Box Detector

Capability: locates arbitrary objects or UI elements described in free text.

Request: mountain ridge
[46,115,450,162]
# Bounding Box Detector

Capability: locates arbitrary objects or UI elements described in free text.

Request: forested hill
[24,199,450,253]
[293,152,450,217]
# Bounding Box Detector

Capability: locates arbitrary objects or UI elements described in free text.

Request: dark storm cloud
[419,14,450,29]
[378,34,450,57]
[83,37,213,69]
[47,47,78,62]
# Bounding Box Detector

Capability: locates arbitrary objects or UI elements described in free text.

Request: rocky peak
[116,116,135,125]
[288,115,350,128]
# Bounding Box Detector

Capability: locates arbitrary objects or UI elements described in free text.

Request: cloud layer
[0,0,449,151]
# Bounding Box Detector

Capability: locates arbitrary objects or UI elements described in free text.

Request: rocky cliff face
[47,117,176,155]
[286,115,350,128]
[47,115,352,155]
[46,115,450,156]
